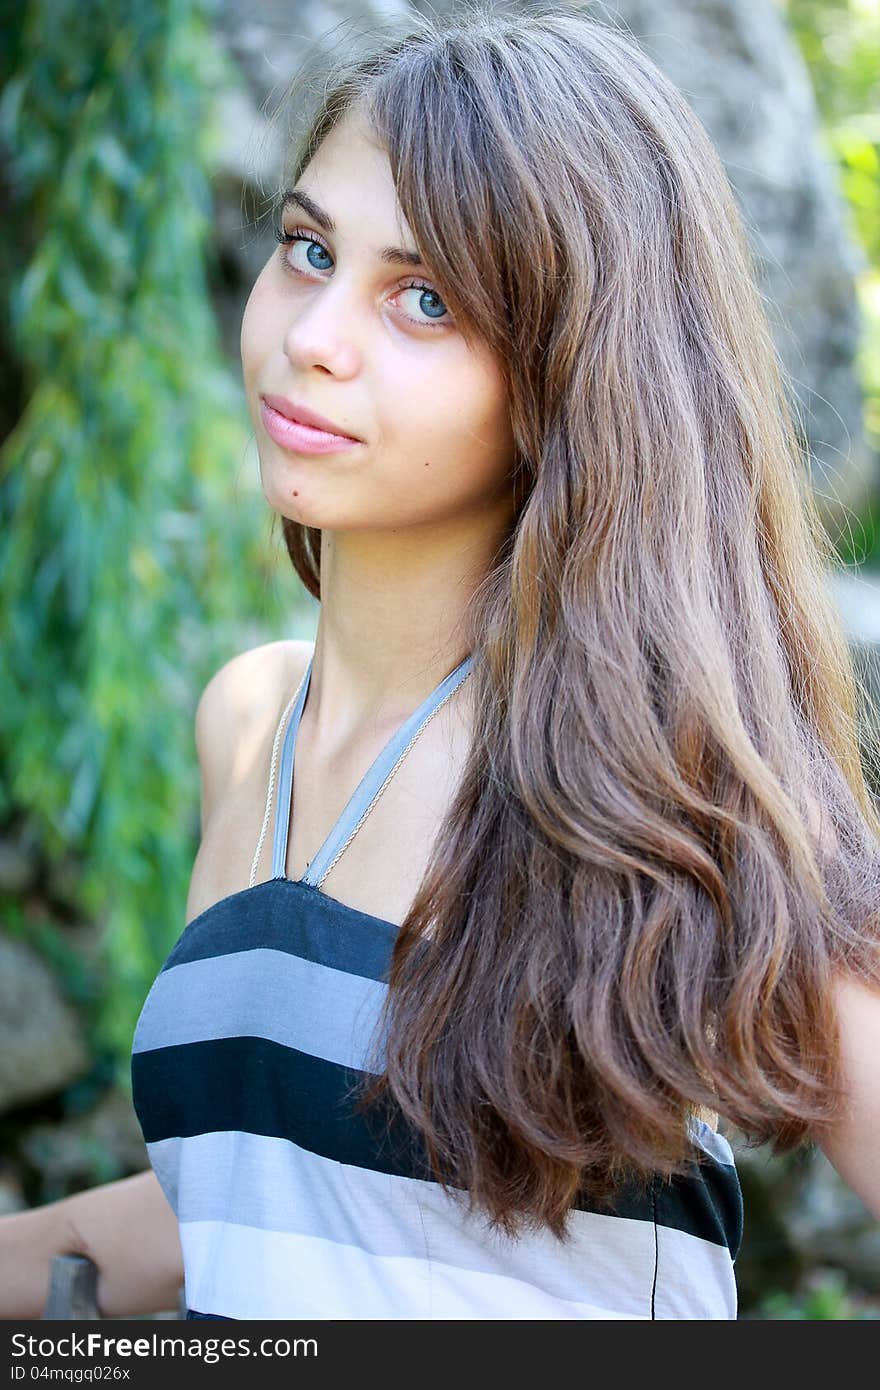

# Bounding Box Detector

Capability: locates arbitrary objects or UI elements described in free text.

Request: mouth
[260,393,361,442]
[259,398,363,455]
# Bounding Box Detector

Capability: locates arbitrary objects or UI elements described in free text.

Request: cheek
[239,274,274,371]
[388,384,513,511]
[389,346,510,461]
[424,368,513,491]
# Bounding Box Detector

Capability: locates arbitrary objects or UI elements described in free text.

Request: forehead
[302,108,388,185]
[291,115,420,255]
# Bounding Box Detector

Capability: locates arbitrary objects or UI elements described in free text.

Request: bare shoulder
[194,638,314,831]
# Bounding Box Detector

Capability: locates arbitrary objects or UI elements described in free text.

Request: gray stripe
[131,948,388,1073]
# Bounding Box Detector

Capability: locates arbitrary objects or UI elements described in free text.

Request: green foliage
[0,0,295,1090]
[786,0,880,261]
[747,1268,880,1319]
[832,490,880,567]
[785,0,880,564]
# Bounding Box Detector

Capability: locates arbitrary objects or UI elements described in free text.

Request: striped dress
[131,652,743,1320]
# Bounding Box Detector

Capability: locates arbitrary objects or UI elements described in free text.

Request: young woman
[5,3,879,1322]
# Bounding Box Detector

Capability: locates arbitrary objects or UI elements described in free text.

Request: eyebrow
[280,188,425,268]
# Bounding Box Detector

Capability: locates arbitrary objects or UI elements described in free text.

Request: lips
[261,393,360,442]
[259,400,363,456]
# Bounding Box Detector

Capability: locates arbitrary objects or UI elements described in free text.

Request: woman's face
[240,109,517,534]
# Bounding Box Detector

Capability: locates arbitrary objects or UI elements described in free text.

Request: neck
[305,506,509,745]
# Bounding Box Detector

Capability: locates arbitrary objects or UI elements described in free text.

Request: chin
[260,470,309,518]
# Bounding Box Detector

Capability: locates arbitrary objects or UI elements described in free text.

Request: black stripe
[133,1036,437,1178]
[656,1146,744,1259]
[164,877,396,982]
[132,1035,740,1249]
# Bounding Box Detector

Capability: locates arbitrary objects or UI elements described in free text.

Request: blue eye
[404,285,448,321]
[271,225,453,332]
[292,234,332,272]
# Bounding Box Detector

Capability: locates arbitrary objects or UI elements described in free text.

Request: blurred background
[1,0,879,1320]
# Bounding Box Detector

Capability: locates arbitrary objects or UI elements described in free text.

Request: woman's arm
[0,1169,183,1319]
[814,970,880,1222]
[0,1189,82,1319]
[65,1170,185,1318]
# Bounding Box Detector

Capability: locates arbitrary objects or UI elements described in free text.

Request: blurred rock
[0,937,89,1112]
[0,837,38,896]
[830,570,880,648]
[17,1087,149,1194]
[589,0,872,521]
[0,1162,26,1217]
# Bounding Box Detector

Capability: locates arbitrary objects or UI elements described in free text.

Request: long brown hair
[270,2,880,1240]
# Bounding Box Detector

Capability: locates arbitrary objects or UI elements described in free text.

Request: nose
[282,277,360,375]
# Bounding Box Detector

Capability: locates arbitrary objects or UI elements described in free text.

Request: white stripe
[652,1222,738,1318]
[153,1130,657,1312]
[155,1131,735,1319]
[182,1220,651,1320]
